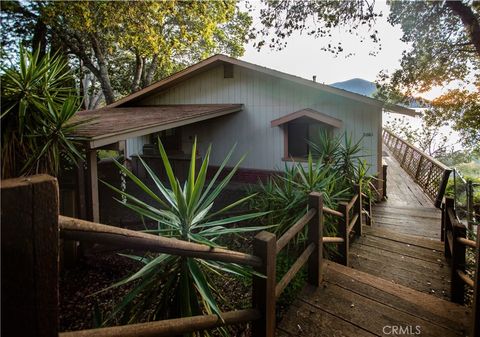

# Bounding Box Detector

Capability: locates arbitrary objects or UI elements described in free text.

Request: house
[73,54,414,222]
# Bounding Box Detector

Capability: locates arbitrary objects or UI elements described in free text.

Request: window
[286,119,332,159]
[150,128,181,153]
[270,108,342,161]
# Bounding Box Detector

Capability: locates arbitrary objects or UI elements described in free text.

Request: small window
[286,119,331,159]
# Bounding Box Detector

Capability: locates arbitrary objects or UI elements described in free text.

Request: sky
[239,1,408,85]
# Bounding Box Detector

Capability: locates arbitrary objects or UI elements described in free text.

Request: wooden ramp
[277,262,470,337]
[278,148,470,336]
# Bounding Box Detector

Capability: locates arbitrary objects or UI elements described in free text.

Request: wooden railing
[382,128,452,208]
[1,175,366,337]
[442,197,479,336]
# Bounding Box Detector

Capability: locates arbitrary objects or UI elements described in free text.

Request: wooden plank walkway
[277,262,470,337]
[278,148,470,336]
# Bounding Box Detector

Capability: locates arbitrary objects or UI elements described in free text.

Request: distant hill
[330,78,425,108]
[330,78,377,97]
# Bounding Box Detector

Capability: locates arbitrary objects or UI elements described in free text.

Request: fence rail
[382,128,451,208]
[1,175,367,337]
[442,197,479,337]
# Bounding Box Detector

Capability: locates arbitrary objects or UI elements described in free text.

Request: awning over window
[270,108,343,129]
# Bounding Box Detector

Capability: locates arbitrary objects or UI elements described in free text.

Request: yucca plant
[1,45,86,178]
[100,139,269,330]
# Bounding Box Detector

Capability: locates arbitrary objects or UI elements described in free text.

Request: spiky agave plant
[1,45,85,178]
[101,139,269,329]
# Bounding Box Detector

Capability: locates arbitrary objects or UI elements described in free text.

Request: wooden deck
[278,149,470,336]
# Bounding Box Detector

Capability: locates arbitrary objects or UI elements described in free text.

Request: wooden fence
[1,175,366,337]
[382,128,451,208]
[442,197,479,336]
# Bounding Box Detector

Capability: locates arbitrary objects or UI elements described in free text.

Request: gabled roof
[73,104,243,149]
[108,54,415,116]
[271,108,343,128]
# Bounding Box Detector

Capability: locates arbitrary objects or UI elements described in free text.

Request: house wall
[129,64,382,174]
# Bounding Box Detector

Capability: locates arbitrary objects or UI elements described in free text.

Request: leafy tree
[376,1,480,151]
[2,1,252,104]
[255,0,479,149]
[1,46,85,178]
[253,0,381,54]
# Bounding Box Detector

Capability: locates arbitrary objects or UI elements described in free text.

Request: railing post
[444,197,454,258]
[467,179,474,231]
[471,225,480,337]
[451,220,466,304]
[435,169,452,209]
[365,195,372,226]
[252,231,276,337]
[353,184,363,237]
[382,164,388,200]
[308,192,323,286]
[401,146,409,167]
[338,202,349,266]
[1,175,59,337]
[415,156,424,181]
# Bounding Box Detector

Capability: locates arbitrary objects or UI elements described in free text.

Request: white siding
[126,135,150,158]
[134,64,381,174]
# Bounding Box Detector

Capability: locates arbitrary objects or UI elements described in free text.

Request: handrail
[456,270,474,288]
[59,309,261,337]
[323,206,343,218]
[347,194,359,211]
[276,208,316,254]
[457,237,478,249]
[348,213,359,234]
[383,129,450,170]
[59,216,262,268]
[383,128,451,208]
[275,243,315,298]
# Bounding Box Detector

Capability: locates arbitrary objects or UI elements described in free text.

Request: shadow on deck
[278,148,470,336]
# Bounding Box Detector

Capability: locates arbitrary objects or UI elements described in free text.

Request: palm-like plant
[101,140,269,327]
[1,46,85,178]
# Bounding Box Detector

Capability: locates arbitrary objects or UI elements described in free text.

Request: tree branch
[445,1,480,57]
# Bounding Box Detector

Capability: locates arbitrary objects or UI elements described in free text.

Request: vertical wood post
[86,149,100,222]
[252,231,276,337]
[76,158,87,219]
[451,220,466,304]
[365,195,372,226]
[471,225,480,337]
[338,202,349,266]
[353,184,363,238]
[435,169,452,209]
[1,175,59,337]
[401,146,408,167]
[308,192,323,286]
[415,156,424,181]
[444,198,454,258]
[382,164,388,200]
[466,180,474,230]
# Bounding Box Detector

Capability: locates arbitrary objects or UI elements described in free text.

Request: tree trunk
[145,54,159,87]
[131,54,143,92]
[445,1,480,57]
[32,19,47,57]
[89,33,116,104]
